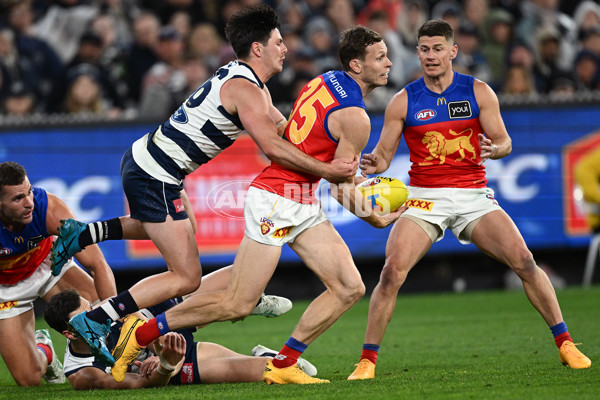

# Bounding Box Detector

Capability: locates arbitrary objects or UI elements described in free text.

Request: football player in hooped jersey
[0,161,117,386]
[48,4,358,375]
[106,26,405,385]
[349,19,591,380]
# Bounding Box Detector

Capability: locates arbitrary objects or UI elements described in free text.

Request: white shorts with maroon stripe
[0,251,75,319]
[401,186,502,244]
[244,186,327,247]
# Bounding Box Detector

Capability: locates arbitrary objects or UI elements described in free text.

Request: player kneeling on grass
[44,290,317,390]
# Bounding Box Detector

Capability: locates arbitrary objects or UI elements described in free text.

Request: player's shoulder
[385,88,408,116]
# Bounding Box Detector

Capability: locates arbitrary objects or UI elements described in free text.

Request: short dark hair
[225,4,280,59]
[0,161,27,191]
[44,290,82,333]
[338,26,383,72]
[418,20,454,44]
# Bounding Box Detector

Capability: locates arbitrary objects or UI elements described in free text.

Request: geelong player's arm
[222,78,357,183]
[329,107,403,229]
[474,79,512,163]
[360,89,407,176]
[46,193,117,300]
[67,333,185,390]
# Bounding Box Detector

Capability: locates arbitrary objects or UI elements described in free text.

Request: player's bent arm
[67,363,173,390]
[224,79,356,183]
[363,90,407,175]
[264,87,287,137]
[329,108,401,229]
[474,79,512,160]
[46,193,117,299]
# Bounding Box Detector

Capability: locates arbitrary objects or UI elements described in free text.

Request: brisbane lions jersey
[0,187,52,284]
[404,72,487,188]
[252,70,365,203]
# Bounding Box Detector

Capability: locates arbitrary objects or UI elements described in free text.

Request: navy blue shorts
[120,147,189,222]
[169,331,202,385]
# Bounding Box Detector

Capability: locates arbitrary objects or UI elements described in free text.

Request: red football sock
[135,319,159,347]
[37,344,53,364]
[361,348,378,365]
[272,345,302,369]
[554,332,572,348]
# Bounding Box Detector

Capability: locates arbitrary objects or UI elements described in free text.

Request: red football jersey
[251,70,366,203]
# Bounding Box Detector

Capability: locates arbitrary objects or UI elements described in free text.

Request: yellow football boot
[559,341,591,369]
[111,316,146,382]
[263,359,329,384]
[347,359,376,380]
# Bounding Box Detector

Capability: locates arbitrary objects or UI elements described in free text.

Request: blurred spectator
[32,0,99,64]
[533,27,568,93]
[431,0,462,33]
[326,0,355,33]
[169,10,192,40]
[186,22,225,71]
[65,30,129,112]
[579,26,600,58]
[138,26,187,121]
[91,12,130,68]
[63,63,118,117]
[397,0,428,48]
[463,0,489,32]
[481,8,514,90]
[4,1,67,113]
[125,11,160,102]
[507,40,536,71]
[367,9,418,89]
[501,64,537,96]
[547,72,577,101]
[573,50,600,91]
[454,22,491,83]
[2,80,36,116]
[138,0,216,26]
[573,0,600,41]
[303,16,339,74]
[516,0,577,72]
[277,0,309,34]
[356,0,402,31]
[304,0,328,18]
[181,54,210,93]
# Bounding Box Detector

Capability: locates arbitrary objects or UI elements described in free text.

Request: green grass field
[2,287,598,399]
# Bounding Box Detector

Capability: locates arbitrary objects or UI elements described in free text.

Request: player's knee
[13,369,42,387]
[342,280,366,305]
[173,273,201,296]
[380,262,409,290]
[221,298,254,320]
[331,276,365,308]
[509,249,536,277]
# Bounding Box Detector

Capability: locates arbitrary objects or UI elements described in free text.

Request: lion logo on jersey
[419,128,477,165]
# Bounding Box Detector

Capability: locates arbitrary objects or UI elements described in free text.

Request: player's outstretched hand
[326,155,359,183]
[478,133,497,165]
[360,153,379,177]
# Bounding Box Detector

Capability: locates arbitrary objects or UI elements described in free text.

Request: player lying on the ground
[44,289,316,390]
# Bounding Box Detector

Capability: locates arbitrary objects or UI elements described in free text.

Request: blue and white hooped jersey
[131,61,264,185]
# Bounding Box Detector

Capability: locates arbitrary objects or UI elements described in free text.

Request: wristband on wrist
[156,358,176,376]
[156,365,174,376]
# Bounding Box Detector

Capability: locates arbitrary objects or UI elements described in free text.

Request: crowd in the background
[1,0,599,119]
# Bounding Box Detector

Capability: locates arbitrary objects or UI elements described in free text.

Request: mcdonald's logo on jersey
[14,236,24,244]
[436,97,447,106]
